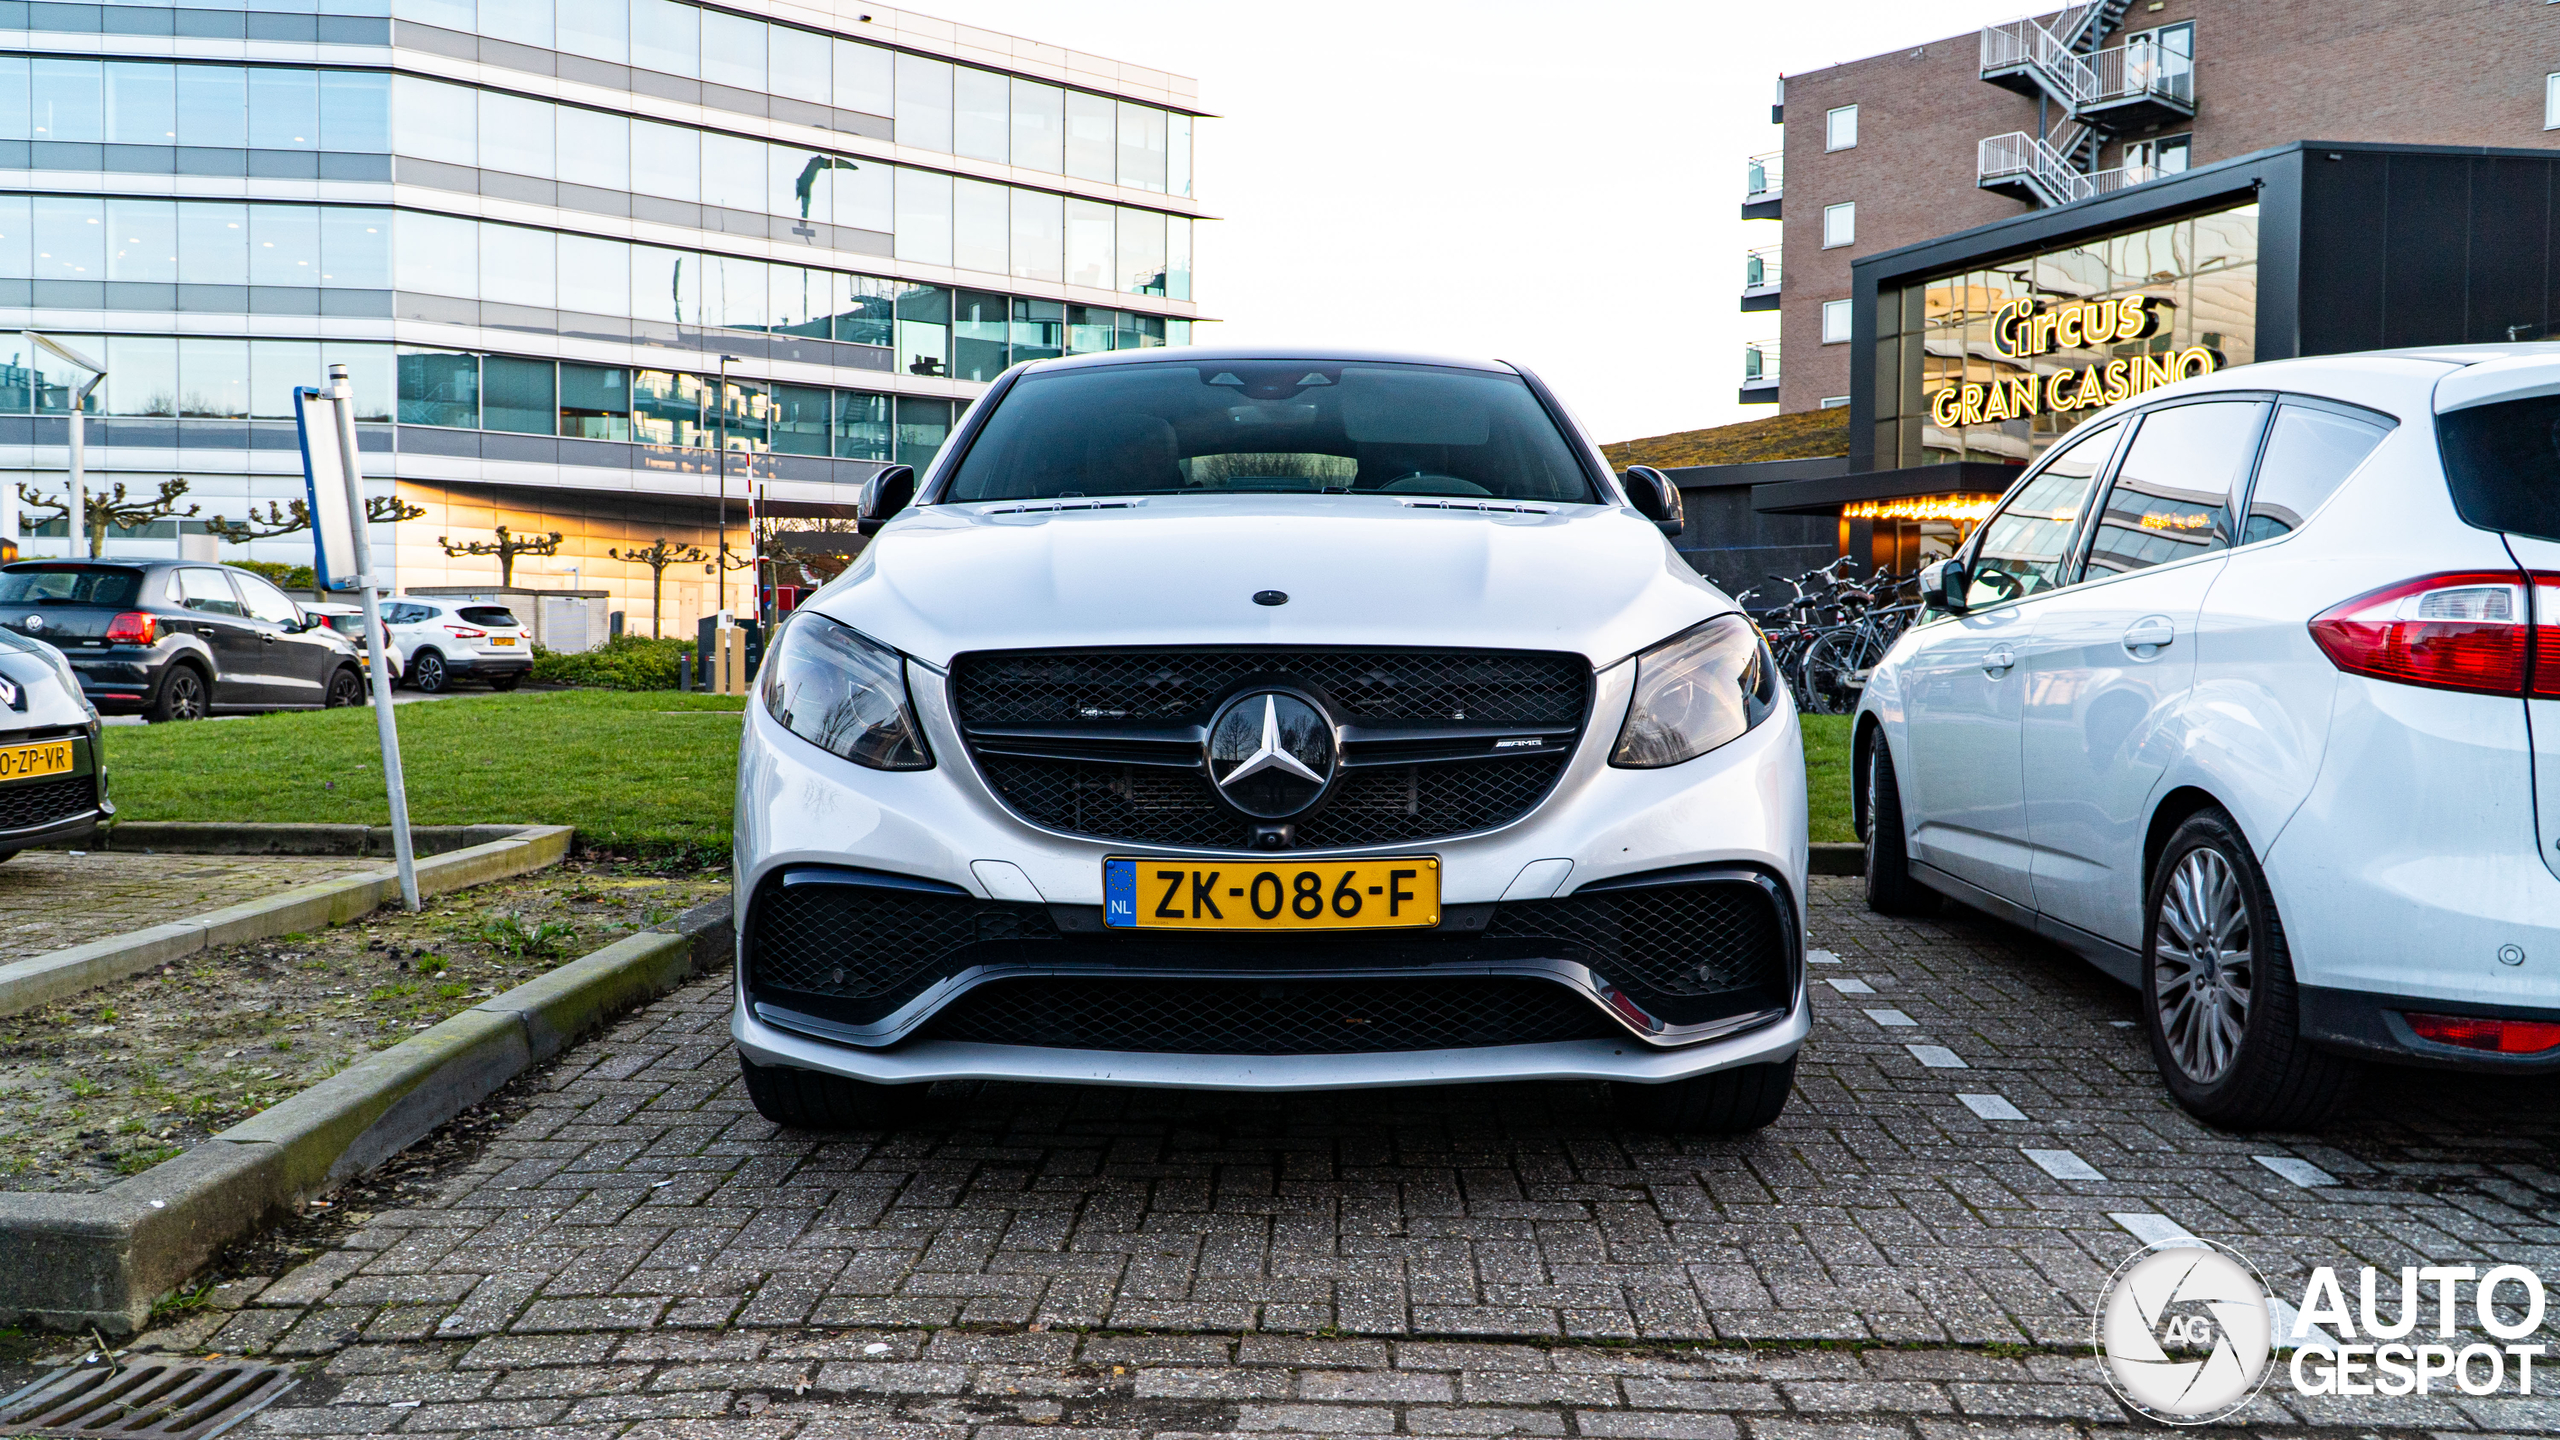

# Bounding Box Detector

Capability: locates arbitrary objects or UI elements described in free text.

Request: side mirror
[1920,557,1969,615]
[855,464,918,536]
[1622,465,1684,537]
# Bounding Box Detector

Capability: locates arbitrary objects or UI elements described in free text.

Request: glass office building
[0,0,1205,633]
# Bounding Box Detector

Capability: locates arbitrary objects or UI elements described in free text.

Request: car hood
[808,495,1732,668]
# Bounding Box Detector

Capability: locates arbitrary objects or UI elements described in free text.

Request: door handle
[260,633,277,644]
[2122,616,2176,657]
[195,626,215,637]
[1983,644,2017,676]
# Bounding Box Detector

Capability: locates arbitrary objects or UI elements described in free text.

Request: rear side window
[2243,402,2392,543]
[458,606,520,627]
[175,567,245,616]
[229,569,303,626]
[2080,400,2265,580]
[1964,422,2117,607]
[2436,394,2560,542]
[0,566,142,605]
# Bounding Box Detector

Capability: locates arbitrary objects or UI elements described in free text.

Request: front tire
[145,664,208,723]
[325,665,366,707]
[1610,1056,1796,1134]
[739,1054,914,1130]
[409,650,449,693]
[2142,811,2357,1130]
[1863,741,1940,917]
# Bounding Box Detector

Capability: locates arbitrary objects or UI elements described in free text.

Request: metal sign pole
[326,364,418,911]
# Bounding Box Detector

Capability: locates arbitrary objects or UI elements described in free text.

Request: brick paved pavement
[0,849,384,960]
[56,878,2560,1435]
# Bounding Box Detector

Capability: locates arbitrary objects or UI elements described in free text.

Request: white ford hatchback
[1857,345,2560,1129]
[731,350,1809,1133]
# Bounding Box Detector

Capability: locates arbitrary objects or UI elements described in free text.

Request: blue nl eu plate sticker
[1103,858,1136,927]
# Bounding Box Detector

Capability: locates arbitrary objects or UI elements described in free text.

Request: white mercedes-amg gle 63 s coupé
[730,349,1809,1133]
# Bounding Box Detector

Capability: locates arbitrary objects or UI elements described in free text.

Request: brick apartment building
[1750,0,2560,414]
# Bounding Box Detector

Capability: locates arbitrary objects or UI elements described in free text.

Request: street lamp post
[25,332,105,556]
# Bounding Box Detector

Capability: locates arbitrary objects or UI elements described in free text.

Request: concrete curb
[57,822,539,857]
[1810,842,1862,876]
[0,896,734,1336]
[0,825,575,1018]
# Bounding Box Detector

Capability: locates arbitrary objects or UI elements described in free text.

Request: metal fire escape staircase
[1976,1,2192,208]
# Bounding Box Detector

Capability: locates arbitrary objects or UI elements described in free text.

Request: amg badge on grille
[1206,690,1336,817]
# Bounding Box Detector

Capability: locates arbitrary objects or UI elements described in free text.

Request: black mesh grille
[1488,879,1791,1018]
[952,648,1587,726]
[0,775,95,835]
[749,878,1058,1019]
[951,647,1589,850]
[917,975,1620,1054]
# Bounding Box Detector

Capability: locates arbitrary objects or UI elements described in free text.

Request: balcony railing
[1980,14,2096,105]
[1744,245,1782,293]
[2085,41,2193,109]
[1745,150,1783,203]
[1743,342,1780,384]
[1979,131,2093,207]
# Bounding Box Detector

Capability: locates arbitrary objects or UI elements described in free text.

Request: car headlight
[759,612,933,770]
[1610,614,1781,768]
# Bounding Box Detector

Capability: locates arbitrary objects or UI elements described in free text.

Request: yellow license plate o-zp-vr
[1103,857,1441,931]
[0,740,74,783]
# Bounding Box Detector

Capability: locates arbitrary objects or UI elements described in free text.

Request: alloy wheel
[2152,847,2255,1084]
[167,671,205,720]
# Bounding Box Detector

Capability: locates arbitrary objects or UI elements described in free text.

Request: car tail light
[2308,571,2552,696]
[103,611,157,646]
[444,624,486,639]
[2405,1011,2560,1054]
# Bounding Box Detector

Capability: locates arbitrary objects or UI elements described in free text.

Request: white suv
[729,350,1810,1133]
[382,599,532,692]
[1857,345,2560,1129]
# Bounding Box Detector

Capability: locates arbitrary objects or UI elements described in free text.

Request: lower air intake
[916,975,1622,1054]
[0,775,95,834]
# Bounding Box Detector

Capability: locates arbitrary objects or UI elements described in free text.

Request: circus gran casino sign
[1929,294,2220,429]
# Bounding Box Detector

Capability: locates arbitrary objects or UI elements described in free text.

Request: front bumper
[0,726,108,849]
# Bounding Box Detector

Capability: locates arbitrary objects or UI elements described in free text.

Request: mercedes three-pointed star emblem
[1205,690,1337,819]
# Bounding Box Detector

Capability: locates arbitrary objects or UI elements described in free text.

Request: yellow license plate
[0,739,75,782]
[1104,857,1441,931]
[491,636,516,646]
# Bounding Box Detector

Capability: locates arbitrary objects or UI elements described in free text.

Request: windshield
[944,361,1599,504]
[0,565,142,606]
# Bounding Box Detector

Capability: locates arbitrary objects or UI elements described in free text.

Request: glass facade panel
[0,195,26,279]
[557,106,630,192]
[480,223,555,309]
[479,90,554,178]
[712,380,766,451]
[629,243,689,324]
[895,283,949,377]
[1881,201,2258,469]
[250,339,320,418]
[706,252,764,331]
[952,289,1006,382]
[1010,297,1063,364]
[556,0,628,64]
[834,274,894,347]
[771,382,828,455]
[105,334,176,416]
[894,166,952,265]
[630,0,699,78]
[896,396,952,469]
[175,64,246,150]
[482,355,555,433]
[392,76,473,166]
[559,362,629,440]
[249,204,319,286]
[1117,100,1167,192]
[833,390,889,460]
[836,158,890,232]
[480,0,552,49]
[834,37,891,115]
[179,201,247,286]
[954,67,1008,162]
[770,25,829,105]
[180,336,249,418]
[1010,187,1062,284]
[319,207,391,288]
[107,199,177,284]
[104,62,174,145]
[247,67,317,149]
[1064,197,1113,290]
[1166,216,1191,301]
[1118,205,1166,295]
[700,130,765,213]
[1067,304,1113,355]
[345,345,395,423]
[32,59,101,143]
[0,58,25,144]
[633,369,706,446]
[699,7,766,91]
[1011,79,1063,173]
[631,119,700,204]
[953,177,1008,275]
[319,71,390,152]
[1065,90,1114,182]
[771,264,827,337]
[393,0,473,28]
[33,194,102,280]
[894,53,952,152]
[1170,112,1192,198]
[557,233,629,317]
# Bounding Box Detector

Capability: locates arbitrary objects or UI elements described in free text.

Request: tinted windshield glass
[945,361,1597,503]
[0,566,142,606]
[2438,394,2560,543]
[458,607,521,627]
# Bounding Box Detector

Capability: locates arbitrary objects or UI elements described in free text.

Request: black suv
[0,560,367,721]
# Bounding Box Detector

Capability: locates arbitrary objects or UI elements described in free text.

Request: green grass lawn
[102,690,1860,854]
[1803,714,1853,845]
[103,690,747,856]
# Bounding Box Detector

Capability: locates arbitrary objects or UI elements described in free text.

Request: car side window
[230,570,303,627]
[1963,422,2118,609]
[2242,402,2392,544]
[175,567,246,617]
[2080,400,2266,581]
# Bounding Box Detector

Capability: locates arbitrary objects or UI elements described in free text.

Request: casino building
[1712,0,2560,581]
[0,0,1205,638]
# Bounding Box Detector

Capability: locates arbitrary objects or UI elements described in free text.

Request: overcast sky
[929,0,2033,444]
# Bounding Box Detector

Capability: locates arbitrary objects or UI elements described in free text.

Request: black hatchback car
[0,560,368,721]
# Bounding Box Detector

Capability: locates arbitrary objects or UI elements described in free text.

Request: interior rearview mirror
[1920,557,1969,615]
[856,464,918,536]
[1621,465,1684,538]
